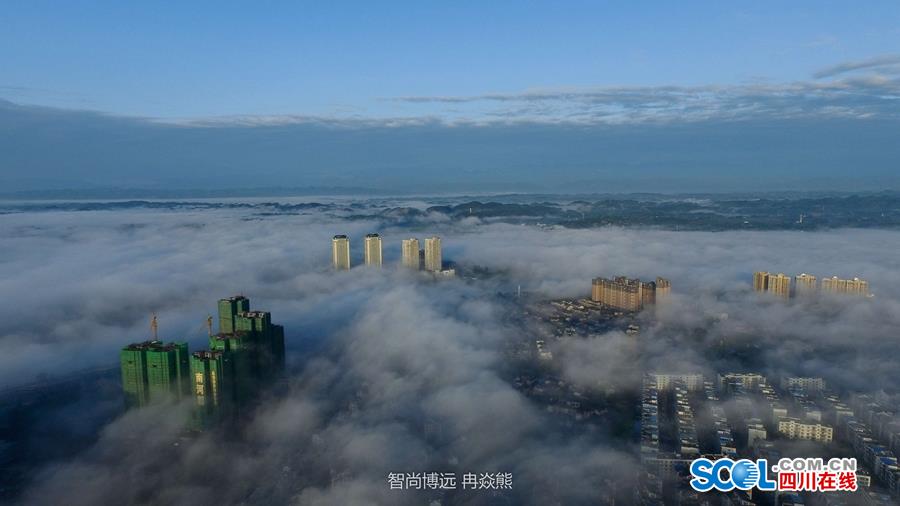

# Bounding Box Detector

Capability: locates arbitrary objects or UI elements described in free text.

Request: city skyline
[754,270,872,298]
[333,233,448,272]
[5,200,900,505]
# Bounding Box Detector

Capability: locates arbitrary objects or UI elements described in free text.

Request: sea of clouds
[2,200,899,505]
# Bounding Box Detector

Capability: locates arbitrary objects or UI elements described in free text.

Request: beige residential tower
[332,235,350,270]
[401,238,420,270]
[424,236,442,272]
[364,233,383,267]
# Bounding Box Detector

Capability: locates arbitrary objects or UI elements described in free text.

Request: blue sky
[2,1,899,119]
[1,1,899,193]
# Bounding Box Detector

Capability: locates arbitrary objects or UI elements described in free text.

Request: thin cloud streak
[4,56,898,129]
[381,56,900,126]
[387,79,900,125]
[813,54,900,78]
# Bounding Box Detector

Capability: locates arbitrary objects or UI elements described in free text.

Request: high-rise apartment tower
[794,273,817,295]
[332,235,351,270]
[424,236,442,272]
[364,233,383,267]
[401,238,420,270]
[822,276,869,296]
[655,277,672,299]
[753,271,770,292]
[766,273,791,298]
[120,340,190,407]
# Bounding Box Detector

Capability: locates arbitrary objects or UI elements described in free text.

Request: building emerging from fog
[654,277,671,299]
[647,373,704,392]
[822,276,869,296]
[765,273,791,298]
[753,271,769,292]
[120,340,190,408]
[401,238,420,270]
[218,295,249,334]
[190,350,228,422]
[781,376,826,392]
[364,233,382,267]
[592,277,642,311]
[755,270,870,298]
[424,236,442,272]
[794,273,817,295]
[591,276,670,312]
[120,295,285,430]
[717,372,766,393]
[199,297,285,427]
[200,295,286,428]
[325,234,450,273]
[332,234,350,270]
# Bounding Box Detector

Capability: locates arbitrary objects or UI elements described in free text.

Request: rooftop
[213,331,251,340]
[592,276,643,287]
[239,311,269,318]
[192,350,224,359]
[122,340,182,352]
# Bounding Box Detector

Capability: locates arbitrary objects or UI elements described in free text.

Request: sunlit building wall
[655,277,671,299]
[332,235,350,270]
[778,418,833,442]
[753,271,769,292]
[401,238,420,270]
[766,273,791,298]
[364,233,383,267]
[822,276,869,296]
[794,273,817,295]
[591,276,644,311]
[424,236,442,272]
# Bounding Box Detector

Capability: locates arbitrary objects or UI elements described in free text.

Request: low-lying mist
[2,201,898,505]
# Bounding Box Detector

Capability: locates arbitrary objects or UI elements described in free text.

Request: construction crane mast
[150,312,159,340]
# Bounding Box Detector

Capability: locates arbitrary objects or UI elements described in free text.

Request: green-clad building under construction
[120,295,286,430]
[191,295,286,428]
[120,340,191,408]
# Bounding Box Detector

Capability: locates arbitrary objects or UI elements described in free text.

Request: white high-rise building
[364,233,383,267]
[401,238,420,270]
[424,236,442,272]
[332,235,350,270]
